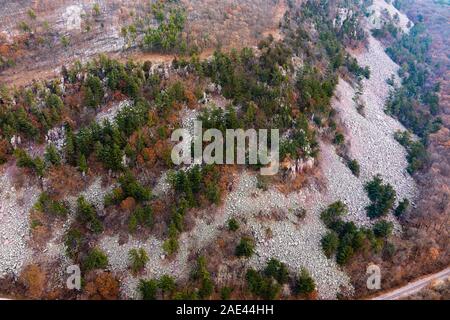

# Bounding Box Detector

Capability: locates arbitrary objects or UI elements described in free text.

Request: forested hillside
[0,0,447,300]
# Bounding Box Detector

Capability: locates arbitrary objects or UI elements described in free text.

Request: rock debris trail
[0,166,39,278]
[333,33,417,226]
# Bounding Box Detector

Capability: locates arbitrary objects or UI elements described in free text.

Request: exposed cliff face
[0,0,288,86]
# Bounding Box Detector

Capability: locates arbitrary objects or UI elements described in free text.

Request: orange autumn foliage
[0,139,9,163]
[154,140,171,161]
[85,272,120,300]
[120,196,136,212]
[185,89,197,109]
[142,147,157,165]
[20,264,46,299]
[46,165,84,199]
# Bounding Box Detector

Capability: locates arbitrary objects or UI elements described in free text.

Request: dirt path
[371,267,450,300]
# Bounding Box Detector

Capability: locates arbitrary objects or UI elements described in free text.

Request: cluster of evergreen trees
[184,41,319,162]
[364,175,410,220]
[34,192,68,217]
[0,82,65,143]
[64,99,150,172]
[364,176,397,219]
[138,256,213,300]
[383,21,441,174]
[104,171,153,233]
[164,165,222,255]
[320,201,394,265]
[394,130,428,174]
[246,259,316,299]
[120,1,187,54]
[143,6,186,53]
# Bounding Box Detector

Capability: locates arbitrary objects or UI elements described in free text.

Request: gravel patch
[99,205,229,299]
[0,168,39,278]
[95,100,132,124]
[226,172,354,300]
[99,235,189,299]
[66,177,116,213]
[179,106,200,137]
[152,171,171,198]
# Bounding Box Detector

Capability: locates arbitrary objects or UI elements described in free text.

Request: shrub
[163,237,179,256]
[173,289,199,300]
[294,268,316,296]
[235,237,255,258]
[77,196,103,233]
[192,256,214,299]
[293,208,307,220]
[321,231,339,258]
[256,175,269,191]
[106,172,151,206]
[365,175,397,219]
[333,132,345,145]
[18,21,31,33]
[128,248,149,274]
[20,265,45,298]
[128,206,153,233]
[118,172,151,202]
[169,165,222,208]
[35,192,68,217]
[14,149,45,177]
[383,242,396,260]
[60,35,70,47]
[142,8,186,53]
[84,75,104,108]
[264,258,289,284]
[27,9,37,20]
[220,287,233,300]
[138,279,158,300]
[84,248,108,271]
[347,159,360,177]
[394,131,428,174]
[44,144,61,166]
[46,94,64,109]
[85,272,120,300]
[227,218,239,232]
[373,220,394,238]
[345,55,370,79]
[33,158,45,177]
[92,3,101,16]
[0,139,9,164]
[320,201,347,228]
[246,268,281,300]
[336,245,354,265]
[64,227,84,260]
[296,66,336,114]
[158,275,176,298]
[394,198,410,217]
[205,182,221,204]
